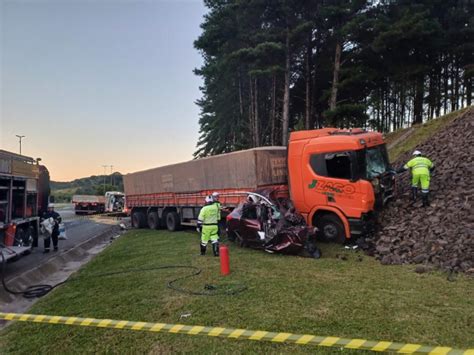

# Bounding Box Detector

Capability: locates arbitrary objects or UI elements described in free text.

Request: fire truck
[0,150,50,261]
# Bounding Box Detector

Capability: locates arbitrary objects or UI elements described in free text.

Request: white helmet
[211,192,219,200]
[413,150,422,156]
[205,195,213,203]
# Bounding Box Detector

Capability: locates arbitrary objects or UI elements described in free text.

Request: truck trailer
[0,150,50,261]
[124,128,395,242]
[72,195,105,215]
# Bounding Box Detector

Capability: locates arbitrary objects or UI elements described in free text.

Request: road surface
[3,204,120,280]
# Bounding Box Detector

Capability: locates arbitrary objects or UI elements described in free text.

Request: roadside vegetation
[385,107,470,162]
[1,230,473,353]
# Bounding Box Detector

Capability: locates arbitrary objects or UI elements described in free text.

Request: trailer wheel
[132,211,147,229]
[165,211,181,232]
[147,212,160,230]
[316,214,346,244]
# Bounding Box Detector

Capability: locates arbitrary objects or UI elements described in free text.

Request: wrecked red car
[225,191,321,258]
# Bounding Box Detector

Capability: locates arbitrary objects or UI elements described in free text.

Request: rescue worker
[211,192,222,236]
[197,195,220,256]
[211,192,221,209]
[42,203,62,253]
[399,150,434,207]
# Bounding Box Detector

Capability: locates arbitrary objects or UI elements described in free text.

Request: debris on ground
[367,107,474,273]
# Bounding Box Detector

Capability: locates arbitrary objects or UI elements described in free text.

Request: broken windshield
[366,145,389,179]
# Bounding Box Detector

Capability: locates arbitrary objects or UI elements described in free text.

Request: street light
[15,135,25,155]
[101,165,108,193]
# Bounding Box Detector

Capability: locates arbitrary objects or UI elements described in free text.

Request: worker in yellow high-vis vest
[400,150,434,207]
[197,195,220,256]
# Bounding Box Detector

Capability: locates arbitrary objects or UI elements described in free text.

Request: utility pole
[110,165,114,187]
[15,135,25,155]
[101,165,108,194]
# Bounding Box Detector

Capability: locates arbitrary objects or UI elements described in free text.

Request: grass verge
[386,107,470,162]
[1,230,473,354]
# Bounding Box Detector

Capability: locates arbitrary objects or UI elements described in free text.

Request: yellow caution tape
[0,312,472,354]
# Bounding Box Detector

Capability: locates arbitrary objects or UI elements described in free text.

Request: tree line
[193,0,473,157]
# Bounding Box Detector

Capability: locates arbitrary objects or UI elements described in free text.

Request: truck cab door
[303,150,369,219]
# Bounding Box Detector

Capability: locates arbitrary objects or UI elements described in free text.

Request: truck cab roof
[289,128,384,150]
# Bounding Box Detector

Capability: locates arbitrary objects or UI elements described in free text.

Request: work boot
[422,192,430,207]
[212,243,219,257]
[411,187,417,202]
[200,244,207,256]
[43,249,50,254]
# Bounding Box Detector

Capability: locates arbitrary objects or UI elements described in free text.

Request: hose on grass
[0,248,64,298]
[0,248,247,298]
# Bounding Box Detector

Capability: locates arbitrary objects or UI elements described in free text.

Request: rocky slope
[371,107,474,273]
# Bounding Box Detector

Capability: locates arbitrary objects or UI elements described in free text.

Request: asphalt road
[4,204,117,280]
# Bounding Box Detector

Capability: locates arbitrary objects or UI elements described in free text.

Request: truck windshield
[365,145,390,179]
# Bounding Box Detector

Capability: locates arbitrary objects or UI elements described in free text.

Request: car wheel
[316,214,346,244]
[166,211,181,232]
[226,230,237,242]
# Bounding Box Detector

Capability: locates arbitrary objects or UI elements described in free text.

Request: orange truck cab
[288,128,395,243]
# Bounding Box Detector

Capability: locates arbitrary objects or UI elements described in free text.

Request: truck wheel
[165,211,181,232]
[147,212,160,230]
[132,211,147,229]
[316,214,346,244]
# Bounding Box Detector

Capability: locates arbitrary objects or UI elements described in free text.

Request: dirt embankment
[370,107,474,273]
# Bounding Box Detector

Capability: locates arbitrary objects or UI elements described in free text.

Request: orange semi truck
[124,128,395,242]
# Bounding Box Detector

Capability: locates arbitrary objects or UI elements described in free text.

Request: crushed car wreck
[226,189,321,259]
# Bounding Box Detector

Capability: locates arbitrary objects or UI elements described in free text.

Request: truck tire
[165,211,181,232]
[132,211,147,229]
[316,214,346,244]
[147,212,160,230]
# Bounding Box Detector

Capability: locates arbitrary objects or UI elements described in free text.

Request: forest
[194,0,473,157]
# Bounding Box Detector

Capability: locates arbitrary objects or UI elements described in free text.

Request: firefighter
[399,150,434,207]
[197,195,220,256]
[42,203,62,253]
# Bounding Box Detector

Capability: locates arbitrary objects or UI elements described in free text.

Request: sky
[0,0,207,181]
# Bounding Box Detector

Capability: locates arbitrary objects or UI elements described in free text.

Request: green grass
[1,230,473,354]
[386,107,470,162]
